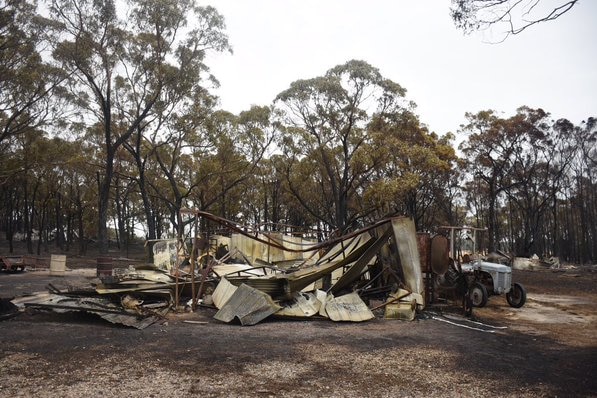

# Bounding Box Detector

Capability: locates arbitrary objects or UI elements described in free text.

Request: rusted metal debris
[5,212,433,328]
[214,283,282,326]
[7,266,175,329]
[11,291,169,329]
[0,256,27,272]
[176,211,427,326]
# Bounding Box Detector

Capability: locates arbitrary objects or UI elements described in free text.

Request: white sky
[199,0,596,136]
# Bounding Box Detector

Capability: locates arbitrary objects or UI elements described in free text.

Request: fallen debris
[11,292,168,329]
[214,283,282,326]
[426,311,507,333]
[512,255,562,271]
[324,292,375,322]
[191,212,428,325]
[0,298,19,321]
[276,292,321,318]
[5,211,438,328]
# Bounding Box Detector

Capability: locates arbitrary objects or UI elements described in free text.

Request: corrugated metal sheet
[214,284,281,326]
[324,292,374,322]
[276,292,320,318]
[212,277,238,309]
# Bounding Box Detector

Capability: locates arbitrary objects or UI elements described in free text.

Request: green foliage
[2,2,593,264]
[363,111,459,227]
[457,107,597,261]
[47,0,232,248]
[275,59,456,232]
[0,0,64,148]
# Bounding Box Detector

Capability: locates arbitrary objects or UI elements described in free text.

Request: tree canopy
[0,1,595,264]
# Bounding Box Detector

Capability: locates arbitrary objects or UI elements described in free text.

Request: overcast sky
[199,0,596,136]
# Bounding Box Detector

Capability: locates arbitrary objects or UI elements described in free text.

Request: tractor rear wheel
[470,282,488,307]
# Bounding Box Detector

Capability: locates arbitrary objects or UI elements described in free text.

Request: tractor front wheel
[506,282,526,308]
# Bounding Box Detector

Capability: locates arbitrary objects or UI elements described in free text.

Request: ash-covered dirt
[0,265,595,397]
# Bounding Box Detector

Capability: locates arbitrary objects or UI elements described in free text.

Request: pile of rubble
[6,212,438,329]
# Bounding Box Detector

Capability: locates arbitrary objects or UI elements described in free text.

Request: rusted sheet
[95,284,177,295]
[385,299,416,321]
[213,263,275,277]
[95,268,176,294]
[317,232,371,264]
[417,233,431,272]
[226,276,288,298]
[214,283,281,326]
[383,289,418,320]
[430,235,449,275]
[283,236,377,295]
[226,233,317,264]
[316,290,328,317]
[222,237,377,301]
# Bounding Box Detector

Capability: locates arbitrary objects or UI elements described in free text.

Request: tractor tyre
[506,282,526,308]
[470,282,488,308]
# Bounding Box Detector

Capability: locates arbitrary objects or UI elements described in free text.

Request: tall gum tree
[363,111,458,229]
[274,60,411,233]
[505,115,574,257]
[50,0,230,253]
[184,106,274,228]
[459,107,551,252]
[564,117,597,262]
[0,0,65,150]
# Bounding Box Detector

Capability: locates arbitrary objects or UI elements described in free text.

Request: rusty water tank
[96,257,114,277]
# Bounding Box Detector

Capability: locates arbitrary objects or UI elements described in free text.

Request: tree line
[1,0,595,263]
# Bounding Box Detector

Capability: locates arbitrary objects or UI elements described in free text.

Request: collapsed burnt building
[193,211,427,325]
[8,210,460,329]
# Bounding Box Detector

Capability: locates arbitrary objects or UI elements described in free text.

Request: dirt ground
[0,261,596,397]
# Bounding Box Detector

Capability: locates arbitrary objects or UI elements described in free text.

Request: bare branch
[451,0,579,39]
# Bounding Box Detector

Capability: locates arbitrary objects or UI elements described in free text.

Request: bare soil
[0,256,596,397]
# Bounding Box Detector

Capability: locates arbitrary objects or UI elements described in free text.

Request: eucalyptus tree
[505,115,575,257]
[149,107,213,237]
[238,153,318,234]
[60,138,98,255]
[49,0,230,253]
[575,118,597,261]
[186,106,274,227]
[459,107,552,253]
[0,131,82,254]
[0,0,64,150]
[363,112,458,229]
[240,154,302,231]
[121,5,231,243]
[1,130,55,253]
[562,117,597,262]
[274,60,412,233]
[112,144,142,251]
